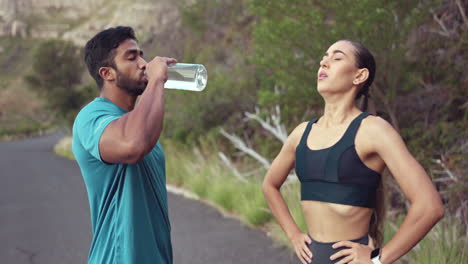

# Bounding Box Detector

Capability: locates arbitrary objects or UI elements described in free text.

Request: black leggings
[306,234,369,264]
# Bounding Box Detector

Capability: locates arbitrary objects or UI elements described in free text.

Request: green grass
[382,215,468,264]
[163,139,272,226]
[55,136,467,263]
[53,136,75,160]
[0,123,53,141]
[406,217,467,264]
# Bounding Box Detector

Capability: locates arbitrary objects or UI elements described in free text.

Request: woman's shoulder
[290,120,312,137]
[360,114,401,143]
[362,115,394,132]
[284,121,312,147]
[293,121,310,131]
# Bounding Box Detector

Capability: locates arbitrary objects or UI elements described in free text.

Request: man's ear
[98,66,116,82]
[353,68,369,86]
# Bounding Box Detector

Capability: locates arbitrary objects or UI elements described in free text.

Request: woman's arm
[368,117,444,264]
[262,122,312,264]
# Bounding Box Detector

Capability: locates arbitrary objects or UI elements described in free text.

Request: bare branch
[220,128,270,169]
[220,101,298,183]
[284,173,299,185]
[431,10,451,37]
[456,0,468,26]
[428,28,451,37]
[244,106,288,143]
[432,176,459,182]
[243,167,266,177]
[218,152,249,183]
[432,159,459,182]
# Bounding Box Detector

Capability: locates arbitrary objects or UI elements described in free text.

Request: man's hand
[145,56,177,83]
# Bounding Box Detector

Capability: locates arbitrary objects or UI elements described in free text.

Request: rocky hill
[0,0,182,45]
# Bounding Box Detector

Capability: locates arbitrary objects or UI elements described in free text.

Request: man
[72,26,176,264]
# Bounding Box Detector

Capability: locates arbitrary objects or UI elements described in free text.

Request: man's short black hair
[84,26,137,88]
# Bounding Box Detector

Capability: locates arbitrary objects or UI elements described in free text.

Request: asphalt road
[0,133,295,264]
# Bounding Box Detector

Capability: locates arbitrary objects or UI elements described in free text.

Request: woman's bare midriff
[301,200,373,243]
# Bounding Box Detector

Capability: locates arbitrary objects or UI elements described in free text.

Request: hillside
[1,1,466,262]
[0,0,186,136]
[0,0,181,44]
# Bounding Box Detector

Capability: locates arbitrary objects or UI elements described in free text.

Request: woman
[262,40,444,264]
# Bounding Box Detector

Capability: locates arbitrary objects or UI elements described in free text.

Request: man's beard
[115,69,146,96]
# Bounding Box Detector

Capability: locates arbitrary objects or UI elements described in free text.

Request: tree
[25,39,93,126]
[163,0,258,142]
[249,0,430,130]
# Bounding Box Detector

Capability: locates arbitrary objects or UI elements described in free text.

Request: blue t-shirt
[72,97,173,264]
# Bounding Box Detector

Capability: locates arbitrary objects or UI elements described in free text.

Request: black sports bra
[295,112,381,208]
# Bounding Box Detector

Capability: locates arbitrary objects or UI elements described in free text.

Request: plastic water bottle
[165,63,207,91]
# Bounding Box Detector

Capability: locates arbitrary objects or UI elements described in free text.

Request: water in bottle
[165,63,207,91]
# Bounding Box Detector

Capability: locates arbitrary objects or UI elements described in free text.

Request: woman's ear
[98,66,116,82]
[353,68,369,86]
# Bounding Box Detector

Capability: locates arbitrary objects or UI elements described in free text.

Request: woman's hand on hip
[290,232,313,264]
[330,240,373,264]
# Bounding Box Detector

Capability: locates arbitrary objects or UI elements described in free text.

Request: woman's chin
[316,84,329,94]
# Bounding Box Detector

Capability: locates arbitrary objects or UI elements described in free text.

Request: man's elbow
[125,153,144,164]
[123,142,148,164]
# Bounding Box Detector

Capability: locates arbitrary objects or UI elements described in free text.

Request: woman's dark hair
[342,40,383,247]
[84,26,137,89]
[342,40,376,112]
[370,181,385,248]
